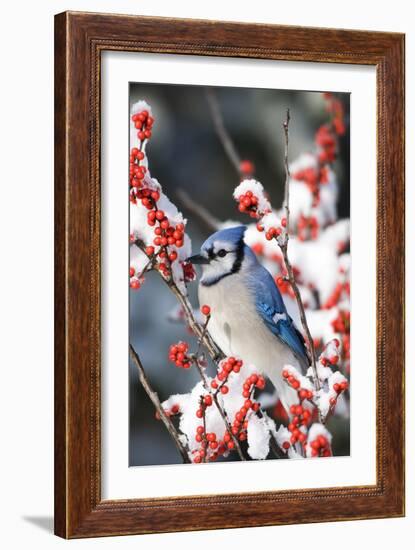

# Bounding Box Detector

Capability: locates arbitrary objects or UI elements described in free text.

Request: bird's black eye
[217,249,227,258]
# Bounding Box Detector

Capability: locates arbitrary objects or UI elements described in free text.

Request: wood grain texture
[54,11,405,538]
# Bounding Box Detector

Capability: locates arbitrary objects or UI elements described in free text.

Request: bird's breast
[199,275,285,362]
[199,273,302,411]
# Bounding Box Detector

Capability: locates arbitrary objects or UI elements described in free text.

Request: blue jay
[188,225,309,413]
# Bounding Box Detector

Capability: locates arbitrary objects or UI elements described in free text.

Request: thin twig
[176,188,221,232]
[205,88,241,176]
[279,110,321,393]
[195,315,211,359]
[129,343,191,464]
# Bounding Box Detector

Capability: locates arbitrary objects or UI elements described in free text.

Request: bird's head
[187,225,247,286]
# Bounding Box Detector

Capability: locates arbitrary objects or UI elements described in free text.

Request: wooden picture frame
[54,11,405,538]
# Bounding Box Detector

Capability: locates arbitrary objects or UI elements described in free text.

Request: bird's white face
[198,239,244,286]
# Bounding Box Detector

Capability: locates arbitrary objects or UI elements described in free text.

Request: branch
[129,343,191,463]
[279,110,321,393]
[205,88,242,176]
[176,188,221,232]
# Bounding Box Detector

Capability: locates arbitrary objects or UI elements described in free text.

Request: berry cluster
[262,219,286,241]
[242,373,265,397]
[193,395,231,463]
[315,125,336,164]
[129,109,154,195]
[192,425,228,463]
[287,404,311,446]
[255,213,288,248]
[322,278,350,309]
[319,338,341,367]
[129,107,190,287]
[292,166,329,206]
[129,147,147,192]
[332,379,348,395]
[308,433,332,457]
[151,217,185,248]
[237,190,260,218]
[330,380,349,407]
[132,109,154,142]
[139,207,186,281]
[229,374,265,443]
[297,214,320,241]
[282,368,314,402]
[168,341,192,369]
[210,356,243,394]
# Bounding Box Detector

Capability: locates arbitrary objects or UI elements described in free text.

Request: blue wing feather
[247,260,309,371]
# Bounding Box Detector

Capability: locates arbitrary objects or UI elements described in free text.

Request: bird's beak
[186,253,210,265]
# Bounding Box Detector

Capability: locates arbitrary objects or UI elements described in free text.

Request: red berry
[220,385,229,395]
[239,160,254,175]
[204,395,213,406]
[129,267,135,277]
[201,305,211,316]
[299,389,308,400]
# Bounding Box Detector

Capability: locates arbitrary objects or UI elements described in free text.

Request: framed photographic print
[54,11,405,538]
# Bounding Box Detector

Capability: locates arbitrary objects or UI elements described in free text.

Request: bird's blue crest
[201,225,246,252]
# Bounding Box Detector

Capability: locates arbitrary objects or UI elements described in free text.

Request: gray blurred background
[129,83,350,466]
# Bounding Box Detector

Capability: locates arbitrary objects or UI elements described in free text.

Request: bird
[188,225,309,414]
